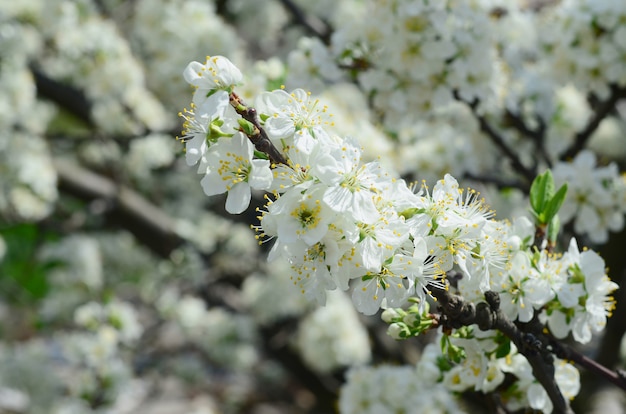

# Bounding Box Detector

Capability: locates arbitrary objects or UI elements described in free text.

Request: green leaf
[436,355,453,372]
[529,170,560,225]
[0,223,56,303]
[495,338,511,359]
[529,171,546,214]
[543,183,568,224]
[547,214,560,245]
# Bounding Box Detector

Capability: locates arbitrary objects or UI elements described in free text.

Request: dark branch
[549,337,626,392]
[456,94,536,184]
[54,157,185,258]
[278,0,332,44]
[32,67,95,128]
[504,110,551,168]
[429,285,572,413]
[560,84,626,161]
[462,172,528,192]
[229,92,288,166]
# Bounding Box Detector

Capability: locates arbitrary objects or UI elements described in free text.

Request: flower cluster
[157,290,260,371]
[380,230,614,410]
[439,330,580,413]
[327,0,497,131]
[476,218,618,344]
[544,0,626,98]
[179,55,621,413]
[36,1,171,134]
[540,238,618,343]
[295,290,371,373]
[180,56,620,331]
[553,150,626,244]
[179,56,273,214]
[339,348,466,414]
[182,58,508,315]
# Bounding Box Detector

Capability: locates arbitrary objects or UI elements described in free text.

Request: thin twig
[54,157,185,258]
[504,110,551,168]
[549,338,626,392]
[229,92,288,166]
[456,94,536,184]
[463,172,528,192]
[278,0,332,44]
[32,67,94,128]
[560,84,626,161]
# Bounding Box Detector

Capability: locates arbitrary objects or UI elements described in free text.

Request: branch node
[476,302,493,331]
[485,290,500,311]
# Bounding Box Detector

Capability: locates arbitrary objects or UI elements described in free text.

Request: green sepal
[253,150,269,160]
[361,273,375,282]
[440,335,465,364]
[568,263,585,284]
[530,249,542,268]
[108,314,123,330]
[399,207,424,219]
[207,119,234,142]
[470,244,482,259]
[238,118,256,136]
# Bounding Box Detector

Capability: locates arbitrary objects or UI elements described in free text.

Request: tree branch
[229,92,288,166]
[456,94,536,184]
[429,286,572,413]
[53,157,184,258]
[504,110,551,168]
[32,67,94,128]
[278,0,332,44]
[548,337,626,392]
[560,84,626,161]
[462,172,528,192]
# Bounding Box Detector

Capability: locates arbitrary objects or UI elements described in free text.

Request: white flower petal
[225,183,251,214]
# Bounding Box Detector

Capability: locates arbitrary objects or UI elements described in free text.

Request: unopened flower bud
[381,308,401,323]
[387,322,410,340]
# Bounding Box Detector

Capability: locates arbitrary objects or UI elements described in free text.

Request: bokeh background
[1,0,625,413]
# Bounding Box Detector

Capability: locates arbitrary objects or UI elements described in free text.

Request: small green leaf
[547,214,560,245]
[0,223,56,302]
[529,170,558,224]
[543,183,568,224]
[543,171,555,200]
[529,172,547,213]
[495,338,511,359]
[436,355,453,372]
